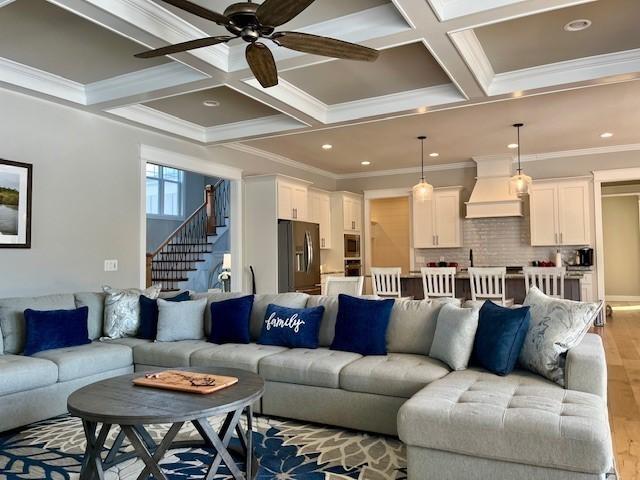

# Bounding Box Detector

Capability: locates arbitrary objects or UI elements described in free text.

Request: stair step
[153,268,197,272]
[165,243,213,247]
[153,259,205,263]
[152,277,189,282]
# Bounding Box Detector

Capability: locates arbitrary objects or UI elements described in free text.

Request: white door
[308,192,321,224]
[319,194,332,249]
[412,194,435,248]
[558,181,590,245]
[530,184,559,246]
[278,183,294,220]
[343,197,354,231]
[434,191,460,247]
[292,186,308,221]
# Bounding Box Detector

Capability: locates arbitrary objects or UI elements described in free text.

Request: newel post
[145,253,153,288]
[205,184,217,236]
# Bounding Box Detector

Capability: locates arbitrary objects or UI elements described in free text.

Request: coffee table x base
[79,405,257,480]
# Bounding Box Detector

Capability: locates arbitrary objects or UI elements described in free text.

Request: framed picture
[0,159,32,248]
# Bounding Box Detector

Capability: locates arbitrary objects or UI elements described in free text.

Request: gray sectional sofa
[0,291,613,479]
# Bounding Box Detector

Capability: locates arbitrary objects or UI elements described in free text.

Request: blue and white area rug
[0,415,406,479]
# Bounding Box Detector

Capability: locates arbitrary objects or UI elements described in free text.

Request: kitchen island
[400,270,587,303]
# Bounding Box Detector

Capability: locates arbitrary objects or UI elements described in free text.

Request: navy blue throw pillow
[472,301,531,376]
[138,291,191,340]
[258,304,325,349]
[209,295,254,344]
[330,294,394,356]
[23,307,91,356]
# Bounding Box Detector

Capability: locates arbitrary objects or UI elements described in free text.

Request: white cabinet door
[558,181,590,245]
[319,194,332,249]
[278,182,294,220]
[343,198,353,231]
[292,186,308,221]
[530,184,559,246]
[580,273,594,302]
[434,191,460,247]
[352,198,362,231]
[412,195,435,248]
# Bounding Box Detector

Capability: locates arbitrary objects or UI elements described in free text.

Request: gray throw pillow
[103,285,161,339]
[156,297,207,342]
[519,287,600,386]
[429,303,479,371]
[0,321,4,355]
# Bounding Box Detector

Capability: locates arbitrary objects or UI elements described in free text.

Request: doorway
[370,197,411,274]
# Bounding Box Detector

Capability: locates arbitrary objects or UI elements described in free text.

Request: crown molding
[449,30,494,95]
[245,78,327,122]
[335,162,477,180]
[0,56,86,104]
[520,143,640,163]
[108,104,206,141]
[206,115,306,143]
[427,0,527,21]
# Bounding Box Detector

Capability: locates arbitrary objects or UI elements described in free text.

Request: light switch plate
[104,260,118,272]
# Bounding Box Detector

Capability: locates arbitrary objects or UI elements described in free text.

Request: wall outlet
[104,259,118,272]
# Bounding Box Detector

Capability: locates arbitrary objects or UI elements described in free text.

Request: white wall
[0,88,334,297]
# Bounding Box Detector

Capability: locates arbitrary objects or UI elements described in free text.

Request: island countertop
[399,269,589,280]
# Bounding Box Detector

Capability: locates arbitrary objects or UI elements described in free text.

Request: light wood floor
[595,305,640,479]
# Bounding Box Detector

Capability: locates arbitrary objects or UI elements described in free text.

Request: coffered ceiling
[1,0,640,173]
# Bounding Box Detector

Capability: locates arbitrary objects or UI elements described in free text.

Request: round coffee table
[68,367,264,480]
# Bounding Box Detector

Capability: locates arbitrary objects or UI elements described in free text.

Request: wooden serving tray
[133,370,239,394]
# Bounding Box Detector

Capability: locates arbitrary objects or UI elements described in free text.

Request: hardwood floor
[595,305,640,479]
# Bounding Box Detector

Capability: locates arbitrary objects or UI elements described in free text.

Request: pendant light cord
[517,125,522,175]
[418,135,426,182]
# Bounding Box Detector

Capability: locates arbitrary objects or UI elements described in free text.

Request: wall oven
[344,259,362,277]
[344,234,361,259]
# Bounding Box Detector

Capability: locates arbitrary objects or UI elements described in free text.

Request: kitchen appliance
[278,220,321,295]
[344,259,362,277]
[578,247,594,266]
[344,234,361,259]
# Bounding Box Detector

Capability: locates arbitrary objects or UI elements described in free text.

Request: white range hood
[465,155,523,219]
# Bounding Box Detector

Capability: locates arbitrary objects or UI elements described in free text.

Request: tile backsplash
[415,210,585,268]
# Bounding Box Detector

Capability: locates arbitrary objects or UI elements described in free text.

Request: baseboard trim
[606,295,640,302]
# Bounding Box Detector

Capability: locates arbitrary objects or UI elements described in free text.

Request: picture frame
[0,159,32,249]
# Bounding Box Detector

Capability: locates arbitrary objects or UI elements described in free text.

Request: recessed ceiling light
[322,144,333,150]
[600,132,613,138]
[564,19,592,32]
[508,143,519,149]
[202,99,220,107]
[361,161,371,166]
[429,153,439,158]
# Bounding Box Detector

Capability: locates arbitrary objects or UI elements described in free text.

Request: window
[146,163,184,218]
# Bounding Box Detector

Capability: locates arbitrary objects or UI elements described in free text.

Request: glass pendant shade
[509,172,532,196]
[413,179,434,202]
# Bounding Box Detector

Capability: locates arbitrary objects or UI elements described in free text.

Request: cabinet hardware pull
[560,233,563,244]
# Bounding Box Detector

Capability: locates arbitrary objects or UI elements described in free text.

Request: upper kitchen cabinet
[530,179,591,246]
[342,195,363,232]
[309,189,332,249]
[413,187,463,248]
[277,177,310,221]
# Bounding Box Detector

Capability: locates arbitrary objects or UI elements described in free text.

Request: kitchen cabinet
[343,196,362,231]
[278,179,308,221]
[413,187,463,248]
[580,273,594,302]
[530,179,591,246]
[309,189,332,249]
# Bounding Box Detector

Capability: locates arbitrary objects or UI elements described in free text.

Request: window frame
[145,163,186,220]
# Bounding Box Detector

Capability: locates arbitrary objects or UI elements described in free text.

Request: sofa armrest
[565,333,607,401]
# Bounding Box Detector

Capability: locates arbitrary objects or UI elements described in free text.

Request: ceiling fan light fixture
[413,136,433,202]
[509,123,532,196]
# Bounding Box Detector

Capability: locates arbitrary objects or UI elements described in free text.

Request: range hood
[465,155,523,219]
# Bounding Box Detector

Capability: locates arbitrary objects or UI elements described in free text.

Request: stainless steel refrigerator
[278,220,321,295]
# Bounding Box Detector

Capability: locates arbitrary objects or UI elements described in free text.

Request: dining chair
[523,267,566,299]
[420,267,456,300]
[325,276,364,296]
[468,267,514,306]
[371,267,402,298]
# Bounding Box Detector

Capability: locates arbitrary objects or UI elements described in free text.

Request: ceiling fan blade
[159,0,230,26]
[273,32,379,61]
[257,0,316,27]
[246,42,279,88]
[135,36,234,58]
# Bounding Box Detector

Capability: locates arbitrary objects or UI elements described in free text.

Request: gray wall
[0,87,334,297]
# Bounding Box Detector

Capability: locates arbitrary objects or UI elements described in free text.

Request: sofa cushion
[0,294,76,354]
[23,307,91,356]
[101,337,152,348]
[133,340,210,367]
[33,342,133,382]
[0,354,58,396]
[250,293,309,341]
[74,292,106,340]
[260,348,361,389]
[398,369,613,475]
[340,353,450,398]
[191,343,287,374]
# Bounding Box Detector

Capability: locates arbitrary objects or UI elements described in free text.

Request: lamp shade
[222,253,232,270]
[413,180,434,202]
[509,172,532,196]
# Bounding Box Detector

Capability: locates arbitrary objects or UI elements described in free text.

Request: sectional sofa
[0,290,613,479]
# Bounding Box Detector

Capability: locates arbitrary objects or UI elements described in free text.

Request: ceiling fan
[135,0,380,88]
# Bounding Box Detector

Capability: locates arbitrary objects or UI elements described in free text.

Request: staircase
[146,180,230,292]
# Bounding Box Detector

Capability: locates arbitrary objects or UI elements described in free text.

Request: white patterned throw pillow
[519,287,599,386]
[102,285,161,339]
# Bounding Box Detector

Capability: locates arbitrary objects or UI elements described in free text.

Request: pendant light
[413,135,433,202]
[509,123,532,196]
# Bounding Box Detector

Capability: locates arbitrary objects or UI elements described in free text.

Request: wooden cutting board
[133,370,239,394]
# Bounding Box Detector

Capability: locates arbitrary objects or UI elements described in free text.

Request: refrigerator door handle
[305,230,314,273]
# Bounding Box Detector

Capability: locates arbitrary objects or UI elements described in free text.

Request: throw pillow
[429,303,479,371]
[520,286,600,386]
[23,307,91,356]
[330,294,394,356]
[472,301,531,376]
[209,295,255,345]
[258,304,325,349]
[103,285,161,339]
[156,297,207,342]
[138,291,191,340]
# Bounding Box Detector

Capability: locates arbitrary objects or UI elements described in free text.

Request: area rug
[0,415,406,479]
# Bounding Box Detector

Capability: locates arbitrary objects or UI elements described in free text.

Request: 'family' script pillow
[258,304,324,349]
